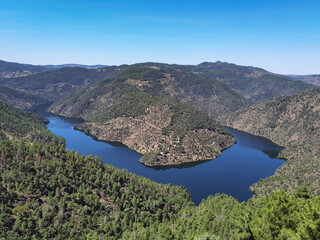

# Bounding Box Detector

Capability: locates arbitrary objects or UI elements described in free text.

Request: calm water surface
[47,115,284,204]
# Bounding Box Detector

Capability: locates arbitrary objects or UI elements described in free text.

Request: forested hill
[138,61,316,103]
[49,65,249,166]
[44,63,108,69]
[0,97,192,239]
[0,65,128,102]
[0,102,319,239]
[50,64,248,118]
[287,74,320,87]
[0,60,49,78]
[0,100,62,144]
[0,59,107,79]
[2,60,314,107]
[0,86,49,110]
[220,89,320,196]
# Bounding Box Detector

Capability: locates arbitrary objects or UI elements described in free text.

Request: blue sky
[0,0,319,74]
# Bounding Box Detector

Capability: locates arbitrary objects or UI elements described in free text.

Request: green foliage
[177,61,316,103]
[0,100,63,144]
[162,100,230,141]
[91,85,158,122]
[0,103,319,239]
[0,65,128,102]
[50,64,249,121]
[0,59,48,73]
[127,188,320,240]
[0,86,49,110]
[223,89,320,197]
[0,139,191,239]
[249,189,320,240]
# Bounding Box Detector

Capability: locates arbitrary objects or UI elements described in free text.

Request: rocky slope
[0,86,49,110]
[49,66,238,166]
[77,103,235,166]
[220,89,320,196]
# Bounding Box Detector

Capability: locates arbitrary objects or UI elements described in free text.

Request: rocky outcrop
[76,105,236,166]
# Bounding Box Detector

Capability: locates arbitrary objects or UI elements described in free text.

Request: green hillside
[179,61,316,102]
[0,59,48,74]
[50,65,248,118]
[49,66,244,166]
[0,86,49,110]
[0,84,319,240]
[221,89,320,196]
[0,100,62,144]
[0,65,128,102]
[138,61,316,103]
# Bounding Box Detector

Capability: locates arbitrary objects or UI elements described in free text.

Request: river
[47,115,284,204]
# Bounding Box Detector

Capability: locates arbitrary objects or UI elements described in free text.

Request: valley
[47,115,284,204]
[0,59,319,239]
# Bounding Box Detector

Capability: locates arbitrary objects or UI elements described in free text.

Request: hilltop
[50,65,248,118]
[0,59,108,79]
[1,60,315,110]
[2,59,315,107]
[221,89,320,196]
[0,60,49,79]
[140,61,315,103]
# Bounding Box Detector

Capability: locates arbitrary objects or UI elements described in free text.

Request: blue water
[47,115,284,204]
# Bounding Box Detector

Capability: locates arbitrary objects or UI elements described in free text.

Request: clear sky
[1,0,319,74]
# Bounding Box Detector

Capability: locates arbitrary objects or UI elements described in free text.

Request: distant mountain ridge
[0,60,48,73]
[0,59,107,79]
[139,61,316,103]
[49,64,248,118]
[0,65,128,102]
[44,63,108,69]
[1,59,316,106]
[286,74,320,87]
